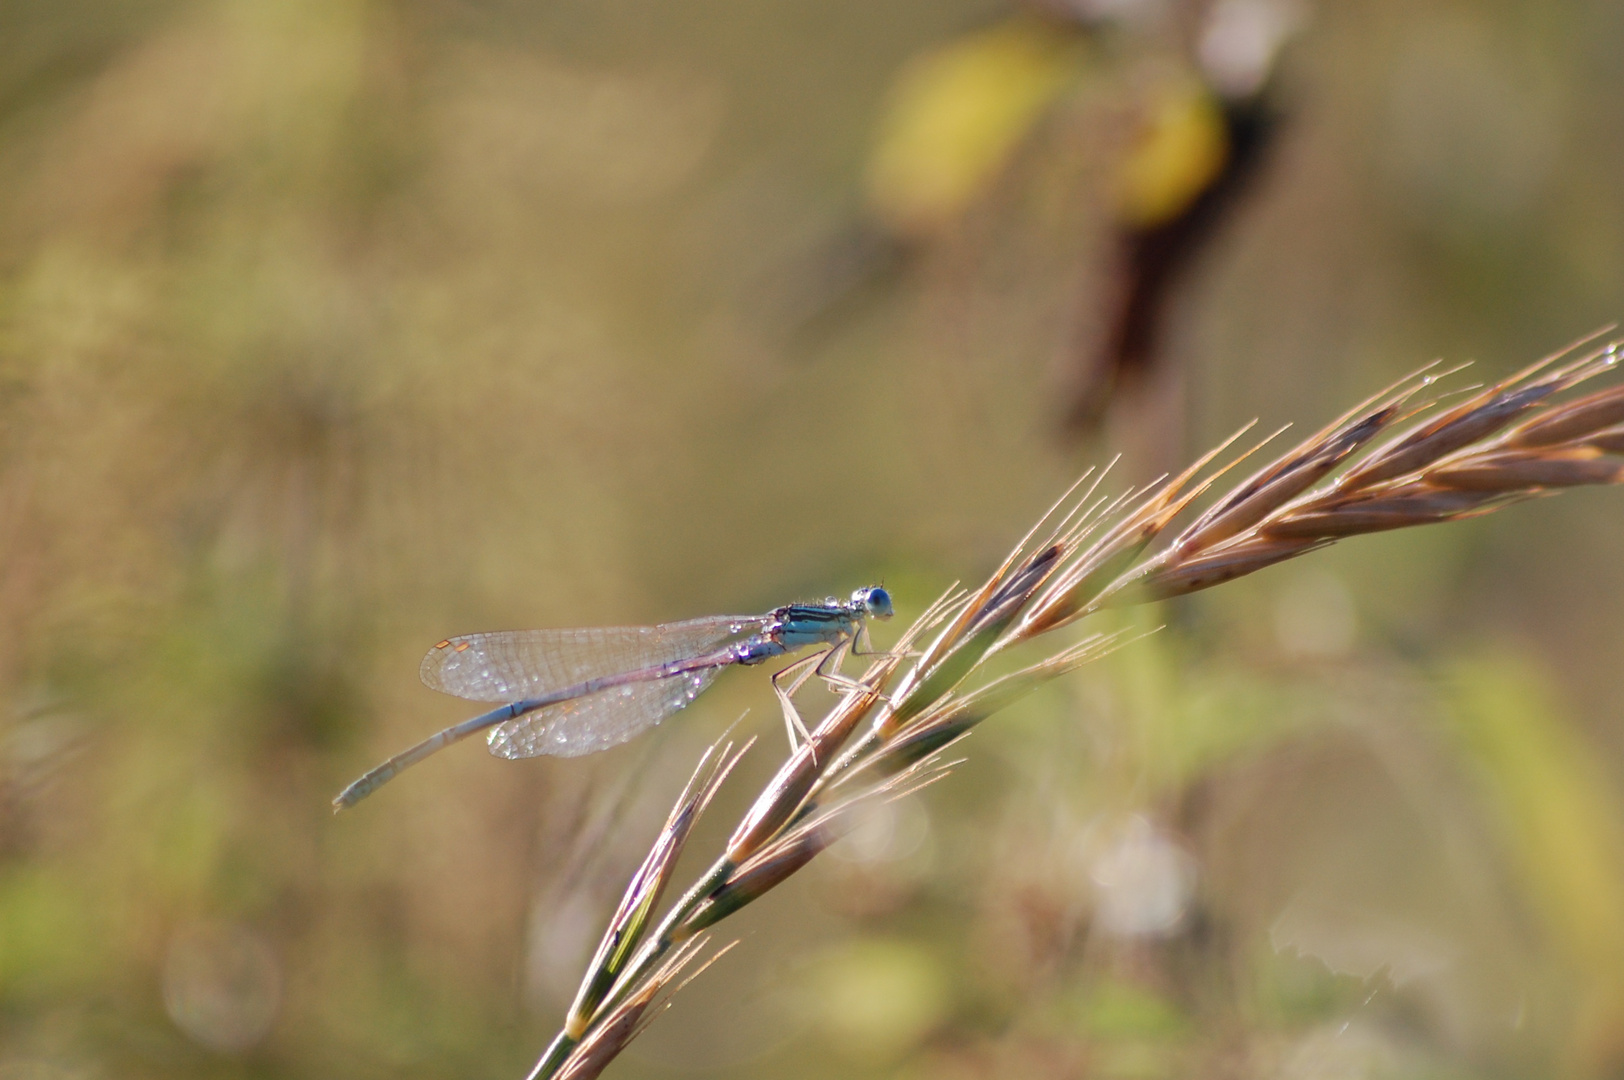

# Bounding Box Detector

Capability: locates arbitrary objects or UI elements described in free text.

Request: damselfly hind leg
[769,651,823,751]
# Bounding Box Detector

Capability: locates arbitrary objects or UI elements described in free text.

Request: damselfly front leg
[798,633,900,707]
[854,611,928,662]
[816,622,909,693]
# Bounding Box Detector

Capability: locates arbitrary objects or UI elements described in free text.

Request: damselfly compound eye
[862,586,894,619]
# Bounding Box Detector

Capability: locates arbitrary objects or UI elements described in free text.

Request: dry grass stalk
[529,330,1623,1080]
[561,735,751,1040]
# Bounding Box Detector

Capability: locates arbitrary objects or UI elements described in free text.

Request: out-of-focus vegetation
[0,1,1622,1078]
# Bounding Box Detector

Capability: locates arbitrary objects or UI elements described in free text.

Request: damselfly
[332,586,894,809]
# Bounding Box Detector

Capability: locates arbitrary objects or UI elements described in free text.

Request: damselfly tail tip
[331,779,370,813]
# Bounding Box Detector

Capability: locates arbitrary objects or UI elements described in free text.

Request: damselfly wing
[422,615,771,704]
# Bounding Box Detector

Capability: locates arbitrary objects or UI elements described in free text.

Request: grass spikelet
[1506,384,1624,447]
[1006,423,1262,640]
[542,937,730,1080]
[1339,329,1616,487]
[523,332,1624,1080]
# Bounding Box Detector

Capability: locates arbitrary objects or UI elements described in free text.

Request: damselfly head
[854,585,894,620]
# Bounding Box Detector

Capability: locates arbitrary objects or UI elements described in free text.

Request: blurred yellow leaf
[1116,76,1229,228]
[864,17,1086,237]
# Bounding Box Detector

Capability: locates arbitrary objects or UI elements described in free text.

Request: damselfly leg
[768,651,822,750]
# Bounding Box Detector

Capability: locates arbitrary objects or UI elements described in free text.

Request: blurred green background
[2,0,1624,1077]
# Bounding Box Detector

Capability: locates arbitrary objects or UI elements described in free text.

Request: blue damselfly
[333,586,894,809]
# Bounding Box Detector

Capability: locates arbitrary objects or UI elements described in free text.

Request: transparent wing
[486,667,723,759]
[421,615,768,702]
